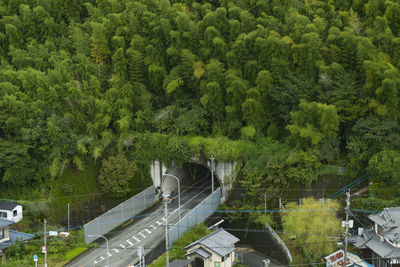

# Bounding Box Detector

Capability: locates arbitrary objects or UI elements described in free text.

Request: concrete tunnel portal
[161,162,221,198]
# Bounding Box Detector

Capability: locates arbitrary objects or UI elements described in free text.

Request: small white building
[0,202,23,223]
[183,228,239,267]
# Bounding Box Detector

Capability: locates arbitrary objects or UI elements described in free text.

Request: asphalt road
[68,185,212,267]
[236,246,283,267]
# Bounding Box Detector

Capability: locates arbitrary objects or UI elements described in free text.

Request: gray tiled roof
[351,229,400,259]
[183,228,239,257]
[369,207,400,227]
[0,219,14,228]
[0,202,19,211]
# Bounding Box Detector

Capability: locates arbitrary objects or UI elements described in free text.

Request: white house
[0,202,23,223]
[183,228,240,267]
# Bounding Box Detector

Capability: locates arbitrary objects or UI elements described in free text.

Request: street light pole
[162,193,171,267]
[44,219,47,267]
[88,234,109,267]
[163,174,181,222]
[210,156,215,192]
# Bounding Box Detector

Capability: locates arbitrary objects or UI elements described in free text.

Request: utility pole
[67,203,70,232]
[44,219,47,267]
[344,190,350,267]
[163,194,170,267]
[264,193,267,215]
[210,156,215,192]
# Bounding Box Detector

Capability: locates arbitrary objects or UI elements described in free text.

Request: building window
[0,230,4,239]
[13,210,17,217]
[0,212,6,218]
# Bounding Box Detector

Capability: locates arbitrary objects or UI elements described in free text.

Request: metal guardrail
[84,186,156,244]
[168,188,221,249]
[265,223,293,263]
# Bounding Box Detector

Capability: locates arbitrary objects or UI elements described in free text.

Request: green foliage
[282,198,343,260]
[0,0,399,220]
[98,153,137,197]
[287,100,339,147]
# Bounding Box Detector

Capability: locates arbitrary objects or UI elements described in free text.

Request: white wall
[0,206,23,223]
[187,244,235,267]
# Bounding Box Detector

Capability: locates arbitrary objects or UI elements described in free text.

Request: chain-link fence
[168,188,221,248]
[84,186,156,244]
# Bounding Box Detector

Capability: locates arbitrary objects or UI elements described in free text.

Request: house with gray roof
[0,202,23,223]
[182,228,239,267]
[350,207,400,267]
[0,219,34,261]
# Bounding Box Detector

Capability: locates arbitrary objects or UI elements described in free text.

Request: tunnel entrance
[161,162,220,202]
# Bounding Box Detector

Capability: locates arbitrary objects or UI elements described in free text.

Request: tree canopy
[0,0,399,197]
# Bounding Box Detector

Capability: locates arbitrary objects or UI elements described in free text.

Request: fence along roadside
[84,185,156,244]
[168,188,222,249]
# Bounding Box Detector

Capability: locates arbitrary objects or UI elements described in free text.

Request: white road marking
[155,221,162,226]
[161,217,166,222]
[138,232,146,238]
[112,248,119,253]
[120,243,126,249]
[144,228,151,234]
[126,240,134,246]
[94,260,98,264]
[107,252,112,257]
[132,236,140,242]
[99,256,105,261]
[150,224,157,230]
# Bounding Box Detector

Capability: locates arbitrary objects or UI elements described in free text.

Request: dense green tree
[287,100,339,147]
[282,198,343,260]
[98,153,137,197]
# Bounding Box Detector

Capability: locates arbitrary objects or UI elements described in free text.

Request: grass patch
[148,224,211,267]
[48,160,101,224]
[64,246,88,260]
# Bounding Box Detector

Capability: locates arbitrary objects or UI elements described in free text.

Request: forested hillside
[1,0,400,201]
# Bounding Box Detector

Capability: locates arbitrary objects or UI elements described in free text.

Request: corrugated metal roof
[0,219,14,228]
[0,230,34,251]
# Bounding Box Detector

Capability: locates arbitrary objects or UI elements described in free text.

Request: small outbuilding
[183,228,240,267]
[0,202,23,223]
[0,219,35,261]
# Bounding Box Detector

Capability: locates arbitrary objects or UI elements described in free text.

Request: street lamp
[163,174,181,222]
[210,156,215,192]
[88,234,109,267]
[162,192,172,267]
